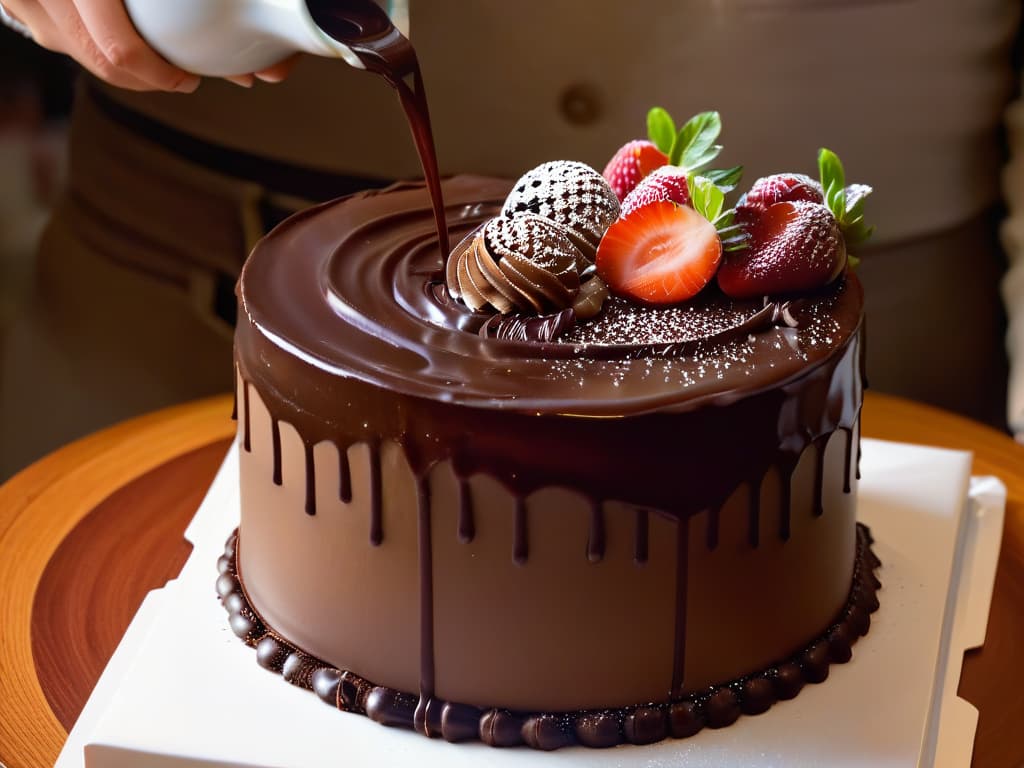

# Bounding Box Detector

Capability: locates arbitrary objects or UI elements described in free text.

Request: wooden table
[0,392,1021,767]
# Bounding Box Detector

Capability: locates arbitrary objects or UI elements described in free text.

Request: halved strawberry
[596,200,721,305]
[602,140,669,201]
[718,200,845,299]
[620,166,691,217]
[736,173,823,223]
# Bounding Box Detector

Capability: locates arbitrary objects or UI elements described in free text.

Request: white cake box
[55,438,1005,768]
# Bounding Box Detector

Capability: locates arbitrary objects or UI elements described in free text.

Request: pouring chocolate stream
[307,0,449,254]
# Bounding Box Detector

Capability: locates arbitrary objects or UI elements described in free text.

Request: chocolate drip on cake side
[412,476,437,737]
[844,427,856,492]
[367,440,383,545]
[587,500,606,563]
[777,454,800,542]
[706,506,721,551]
[812,436,829,517]
[456,477,474,543]
[303,442,317,515]
[242,380,251,453]
[634,509,649,565]
[270,418,282,486]
[747,476,762,549]
[513,498,529,565]
[339,448,352,503]
[670,518,690,697]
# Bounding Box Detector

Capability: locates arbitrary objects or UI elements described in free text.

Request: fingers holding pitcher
[3,0,200,91]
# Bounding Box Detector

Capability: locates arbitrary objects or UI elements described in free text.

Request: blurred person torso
[1,0,1018,478]
[102,0,1019,246]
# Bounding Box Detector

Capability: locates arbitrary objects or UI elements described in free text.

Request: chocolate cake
[221,170,880,750]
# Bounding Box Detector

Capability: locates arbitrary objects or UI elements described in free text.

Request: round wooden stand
[1,392,1021,767]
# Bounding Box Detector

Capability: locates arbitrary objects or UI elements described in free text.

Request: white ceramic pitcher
[124,0,409,77]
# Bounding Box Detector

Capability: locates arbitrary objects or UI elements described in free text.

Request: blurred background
[0,2,1022,482]
[0,27,73,479]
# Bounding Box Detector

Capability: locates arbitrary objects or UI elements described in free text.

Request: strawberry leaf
[817,148,875,253]
[692,173,747,251]
[671,111,723,171]
[647,107,677,156]
[704,165,744,193]
[681,112,721,156]
[684,145,724,173]
[843,183,873,218]
[825,183,845,219]
[815,147,847,225]
[843,220,875,247]
[818,148,845,198]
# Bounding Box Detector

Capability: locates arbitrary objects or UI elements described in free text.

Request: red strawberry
[602,140,669,201]
[620,166,691,217]
[718,200,845,299]
[736,173,823,223]
[596,200,721,305]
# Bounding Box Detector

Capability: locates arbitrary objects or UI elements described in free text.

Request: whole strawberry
[736,173,823,222]
[717,200,845,299]
[719,149,873,298]
[602,140,668,201]
[602,108,727,201]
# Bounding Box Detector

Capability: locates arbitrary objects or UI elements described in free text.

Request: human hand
[1,0,300,92]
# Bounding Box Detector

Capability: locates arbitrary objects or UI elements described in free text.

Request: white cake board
[55,438,1006,768]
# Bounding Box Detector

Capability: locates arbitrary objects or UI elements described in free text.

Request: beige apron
[0,83,316,476]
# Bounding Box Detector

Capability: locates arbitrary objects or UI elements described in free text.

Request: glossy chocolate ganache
[237,176,864,512]
[228,175,877,749]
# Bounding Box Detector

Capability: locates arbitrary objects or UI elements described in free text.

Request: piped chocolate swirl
[446,214,584,314]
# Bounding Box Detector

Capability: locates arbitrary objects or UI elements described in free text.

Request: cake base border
[216,523,881,751]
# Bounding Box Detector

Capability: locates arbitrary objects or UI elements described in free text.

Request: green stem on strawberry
[646,107,744,197]
[647,107,676,156]
[689,174,749,252]
[703,165,744,194]
[818,148,874,249]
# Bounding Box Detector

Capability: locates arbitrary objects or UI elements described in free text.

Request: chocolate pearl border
[217,524,881,750]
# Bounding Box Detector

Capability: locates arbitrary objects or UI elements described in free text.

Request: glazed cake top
[238,176,862,419]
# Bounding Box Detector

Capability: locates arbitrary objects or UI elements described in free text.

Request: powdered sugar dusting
[542,289,844,392]
[484,214,579,273]
[561,295,749,346]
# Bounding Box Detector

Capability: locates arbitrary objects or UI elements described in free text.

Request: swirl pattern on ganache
[238,176,863,418]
